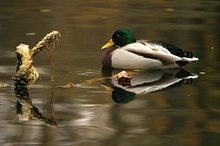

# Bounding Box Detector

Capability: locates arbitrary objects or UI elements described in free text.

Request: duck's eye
[116,34,120,37]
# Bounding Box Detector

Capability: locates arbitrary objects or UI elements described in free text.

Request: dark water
[1,0,220,145]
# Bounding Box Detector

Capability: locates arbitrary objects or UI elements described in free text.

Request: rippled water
[1,0,220,145]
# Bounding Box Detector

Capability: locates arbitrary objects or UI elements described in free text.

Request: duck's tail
[175,51,198,67]
[183,51,199,61]
[182,57,199,62]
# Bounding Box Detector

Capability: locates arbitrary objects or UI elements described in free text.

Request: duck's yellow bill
[101,39,115,49]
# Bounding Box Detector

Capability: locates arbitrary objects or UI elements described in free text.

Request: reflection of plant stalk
[46,84,56,123]
[15,83,58,127]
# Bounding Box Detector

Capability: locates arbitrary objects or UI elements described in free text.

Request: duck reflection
[14,80,58,127]
[101,67,198,104]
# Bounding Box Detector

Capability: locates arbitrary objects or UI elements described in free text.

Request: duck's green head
[101,29,136,49]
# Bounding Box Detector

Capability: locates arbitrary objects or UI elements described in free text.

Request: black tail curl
[184,51,194,58]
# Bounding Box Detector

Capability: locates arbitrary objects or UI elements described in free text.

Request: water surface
[0,0,220,145]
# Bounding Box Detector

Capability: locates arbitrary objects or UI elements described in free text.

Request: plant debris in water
[0,83,10,88]
[14,31,60,127]
[15,30,60,86]
[115,70,132,87]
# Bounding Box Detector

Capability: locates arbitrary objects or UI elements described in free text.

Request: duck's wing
[121,41,183,65]
[122,40,198,66]
[146,40,198,59]
[145,40,186,57]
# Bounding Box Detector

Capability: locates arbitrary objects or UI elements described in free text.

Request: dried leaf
[115,71,132,87]
[61,82,76,88]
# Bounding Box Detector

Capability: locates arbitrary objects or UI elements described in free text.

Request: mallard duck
[101,29,198,70]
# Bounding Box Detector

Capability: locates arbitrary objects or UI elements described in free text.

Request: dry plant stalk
[15,31,61,86]
[14,31,60,127]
